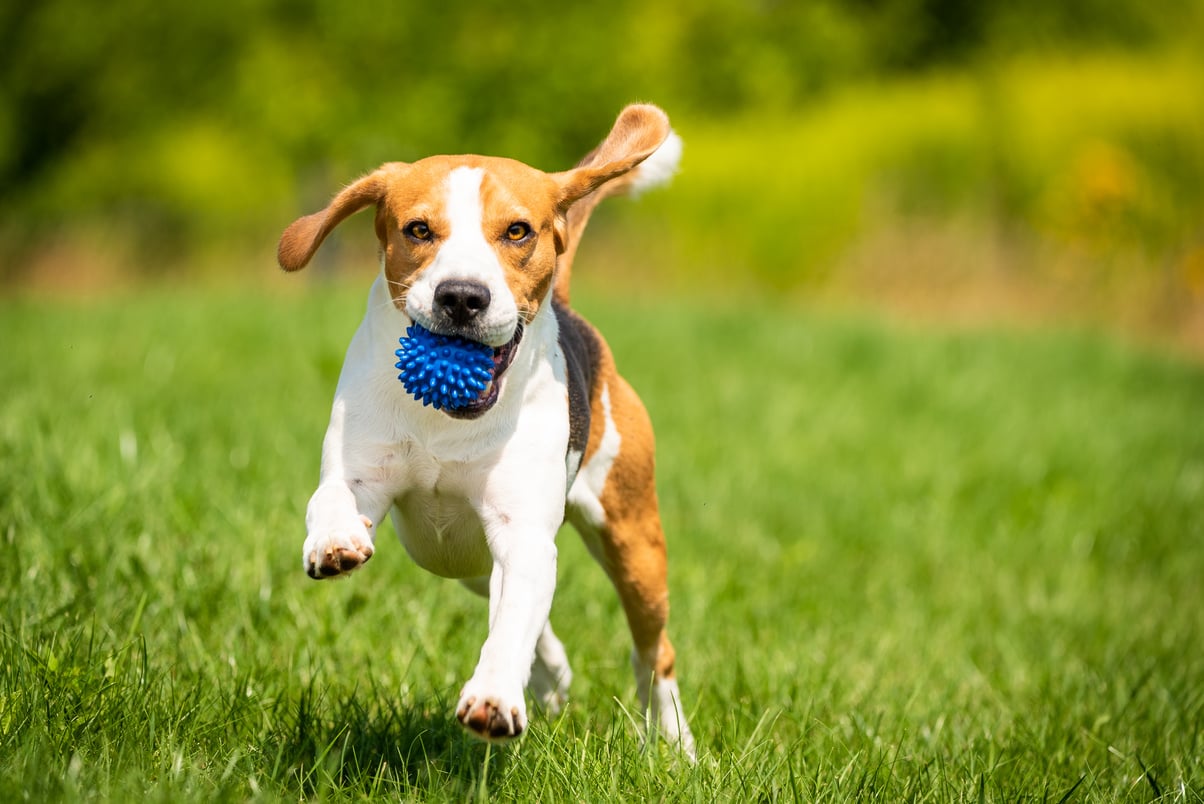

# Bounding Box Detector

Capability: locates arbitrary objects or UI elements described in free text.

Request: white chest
[382,445,493,579]
[332,284,574,580]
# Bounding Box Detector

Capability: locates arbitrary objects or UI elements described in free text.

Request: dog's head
[278,104,673,351]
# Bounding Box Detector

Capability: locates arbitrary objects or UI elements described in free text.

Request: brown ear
[553,104,672,209]
[277,165,399,272]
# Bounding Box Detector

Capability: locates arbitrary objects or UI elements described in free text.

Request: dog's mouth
[444,325,524,420]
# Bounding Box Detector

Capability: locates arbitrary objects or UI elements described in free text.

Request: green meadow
[4,2,1204,799]
[2,286,1201,801]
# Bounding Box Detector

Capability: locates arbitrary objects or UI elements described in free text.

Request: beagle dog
[277,104,694,758]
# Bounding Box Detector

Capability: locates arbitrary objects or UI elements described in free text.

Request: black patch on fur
[553,302,601,467]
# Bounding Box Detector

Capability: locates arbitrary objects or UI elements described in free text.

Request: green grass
[1,285,1202,801]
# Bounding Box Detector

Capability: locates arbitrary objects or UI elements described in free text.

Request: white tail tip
[629,130,682,197]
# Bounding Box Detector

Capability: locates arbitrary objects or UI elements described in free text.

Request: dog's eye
[404,220,432,241]
[504,222,532,242]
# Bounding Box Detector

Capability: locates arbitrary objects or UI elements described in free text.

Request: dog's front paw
[456,678,527,742]
[303,515,375,579]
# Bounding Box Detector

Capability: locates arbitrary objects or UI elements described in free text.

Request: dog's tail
[554,129,682,306]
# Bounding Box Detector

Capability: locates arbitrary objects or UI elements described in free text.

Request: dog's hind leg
[528,623,573,713]
[566,377,696,760]
[600,514,695,760]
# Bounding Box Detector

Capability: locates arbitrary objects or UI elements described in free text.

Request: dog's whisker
[379,277,420,313]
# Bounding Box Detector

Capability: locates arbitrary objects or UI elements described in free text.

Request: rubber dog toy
[395,324,494,410]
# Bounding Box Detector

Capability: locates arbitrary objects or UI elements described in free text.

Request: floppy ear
[277,165,400,272]
[552,104,673,209]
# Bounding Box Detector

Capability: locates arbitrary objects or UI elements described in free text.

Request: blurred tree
[0,0,1199,278]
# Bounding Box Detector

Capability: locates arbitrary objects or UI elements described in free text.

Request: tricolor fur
[277,104,695,757]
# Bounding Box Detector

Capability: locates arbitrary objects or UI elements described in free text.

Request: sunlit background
[4,4,1204,797]
[4,0,1203,349]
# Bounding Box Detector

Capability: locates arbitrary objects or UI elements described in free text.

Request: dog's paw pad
[304,532,374,580]
[456,694,525,741]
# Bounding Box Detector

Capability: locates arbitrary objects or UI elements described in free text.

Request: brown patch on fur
[575,325,680,681]
[277,166,397,272]
[552,104,672,306]
[552,104,670,208]
[475,161,561,321]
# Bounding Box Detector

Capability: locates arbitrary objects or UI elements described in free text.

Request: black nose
[433,280,491,326]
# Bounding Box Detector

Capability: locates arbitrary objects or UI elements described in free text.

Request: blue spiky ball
[395,324,495,410]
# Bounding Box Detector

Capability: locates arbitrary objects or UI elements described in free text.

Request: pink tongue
[491,326,523,373]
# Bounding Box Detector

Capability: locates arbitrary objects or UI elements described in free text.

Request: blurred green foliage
[2,0,1202,290]
[646,52,1204,286]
